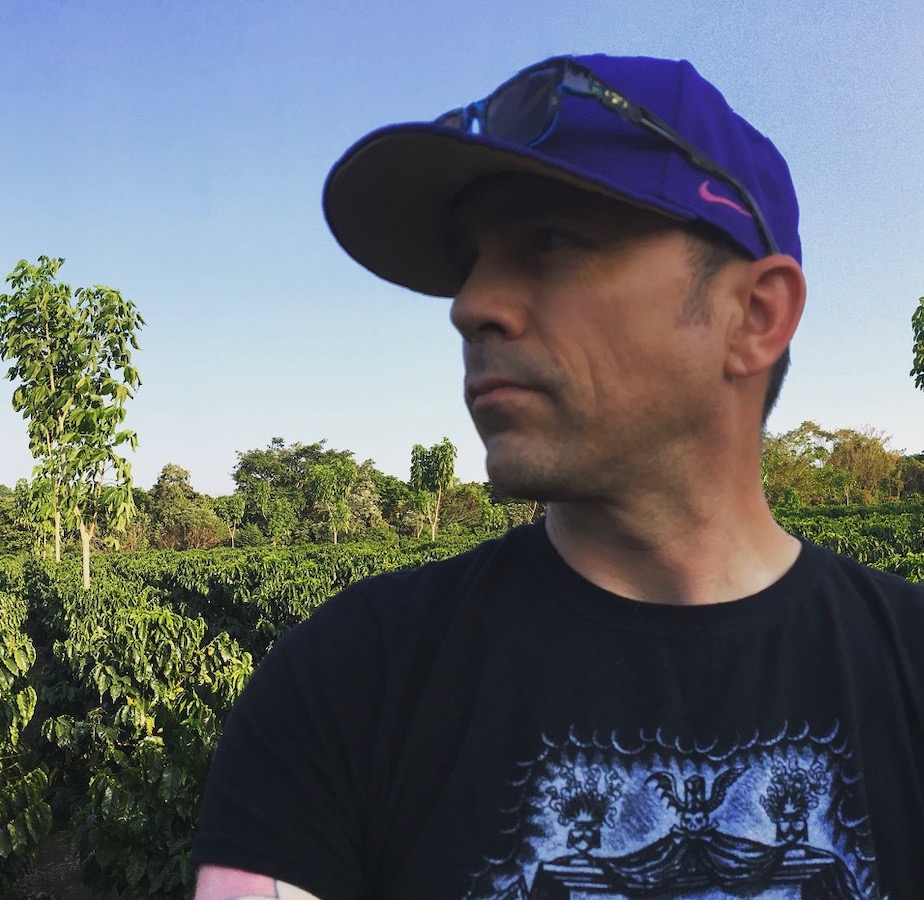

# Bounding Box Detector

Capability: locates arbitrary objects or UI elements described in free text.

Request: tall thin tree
[0,256,144,586]
[410,437,457,540]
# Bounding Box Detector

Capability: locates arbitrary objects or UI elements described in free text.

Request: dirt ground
[16,831,91,899]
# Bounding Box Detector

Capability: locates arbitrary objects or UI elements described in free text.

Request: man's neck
[543,481,799,606]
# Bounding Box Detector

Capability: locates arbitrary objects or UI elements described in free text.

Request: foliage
[0,483,33,556]
[31,563,252,897]
[489,489,544,529]
[232,437,383,545]
[4,534,483,895]
[3,507,924,894]
[212,494,245,548]
[307,457,356,544]
[0,256,144,587]
[761,421,903,509]
[0,583,52,893]
[910,296,924,392]
[148,464,226,550]
[777,502,924,569]
[410,437,458,540]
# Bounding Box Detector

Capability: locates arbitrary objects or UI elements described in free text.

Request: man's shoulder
[801,536,924,622]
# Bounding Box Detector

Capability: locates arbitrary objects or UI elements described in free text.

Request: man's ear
[725,255,806,379]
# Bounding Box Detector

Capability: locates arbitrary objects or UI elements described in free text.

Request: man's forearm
[194,864,323,900]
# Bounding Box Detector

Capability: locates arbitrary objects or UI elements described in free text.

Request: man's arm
[193,600,384,900]
[195,865,322,900]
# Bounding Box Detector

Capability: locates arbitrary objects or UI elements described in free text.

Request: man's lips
[465,376,540,411]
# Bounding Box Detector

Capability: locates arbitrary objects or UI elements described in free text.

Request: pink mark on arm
[195,864,323,900]
[195,866,277,899]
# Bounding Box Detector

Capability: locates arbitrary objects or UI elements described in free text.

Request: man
[193,54,924,899]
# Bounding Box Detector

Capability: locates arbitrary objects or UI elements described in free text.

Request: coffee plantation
[2,512,924,896]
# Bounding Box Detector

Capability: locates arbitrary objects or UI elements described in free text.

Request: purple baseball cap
[323,54,801,297]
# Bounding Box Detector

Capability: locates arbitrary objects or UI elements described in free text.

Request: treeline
[0,437,541,559]
[2,421,921,562]
[762,421,921,509]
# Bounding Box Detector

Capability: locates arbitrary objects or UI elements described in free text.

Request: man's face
[446,175,732,502]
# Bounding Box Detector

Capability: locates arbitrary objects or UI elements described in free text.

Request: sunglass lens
[484,65,560,145]
[435,108,466,129]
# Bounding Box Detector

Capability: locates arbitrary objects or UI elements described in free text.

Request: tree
[7,478,56,555]
[487,483,544,529]
[307,458,357,544]
[410,438,457,540]
[0,256,143,586]
[0,483,33,554]
[828,427,901,505]
[761,421,901,508]
[264,494,297,547]
[370,470,408,524]
[233,438,327,499]
[233,438,328,540]
[149,464,225,550]
[898,454,924,499]
[761,421,832,509]
[348,460,387,535]
[213,494,246,548]
[232,438,391,544]
[118,486,152,552]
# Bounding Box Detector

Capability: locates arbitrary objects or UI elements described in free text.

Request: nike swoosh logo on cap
[698,180,752,218]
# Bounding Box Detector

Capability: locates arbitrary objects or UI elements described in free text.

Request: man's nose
[449,256,528,343]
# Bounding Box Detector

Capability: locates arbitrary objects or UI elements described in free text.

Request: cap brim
[322,123,681,298]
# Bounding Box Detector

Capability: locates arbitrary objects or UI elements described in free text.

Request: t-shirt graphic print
[467,722,875,899]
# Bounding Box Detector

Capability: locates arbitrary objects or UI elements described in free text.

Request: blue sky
[1,0,923,496]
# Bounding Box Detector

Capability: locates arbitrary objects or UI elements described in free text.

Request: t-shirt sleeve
[191,588,386,900]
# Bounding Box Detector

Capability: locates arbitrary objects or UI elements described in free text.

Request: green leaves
[7,538,491,898]
[0,255,144,580]
[0,585,52,891]
[410,437,457,493]
[26,559,257,899]
[911,297,924,392]
[0,626,38,751]
[410,438,458,539]
[0,767,52,862]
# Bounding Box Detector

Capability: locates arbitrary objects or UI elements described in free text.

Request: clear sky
[1,0,923,496]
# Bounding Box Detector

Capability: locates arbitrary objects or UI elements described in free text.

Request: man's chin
[484,442,558,502]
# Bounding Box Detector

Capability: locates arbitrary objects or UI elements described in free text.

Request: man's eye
[449,246,477,282]
[532,227,578,253]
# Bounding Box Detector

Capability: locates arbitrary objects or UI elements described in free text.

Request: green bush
[16,536,477,895]
[0,586,52,895]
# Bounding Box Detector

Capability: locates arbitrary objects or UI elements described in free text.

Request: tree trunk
[54,507,61,563]
[78,521,93,589]
[429,487,442,541]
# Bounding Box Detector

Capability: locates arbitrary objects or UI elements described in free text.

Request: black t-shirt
[192,523,924,899]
